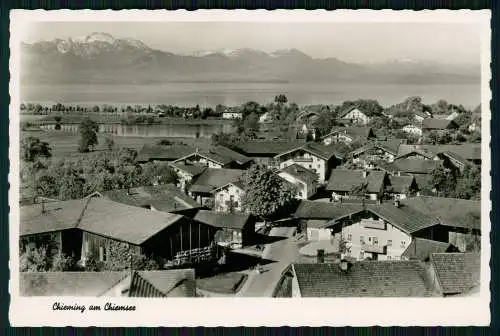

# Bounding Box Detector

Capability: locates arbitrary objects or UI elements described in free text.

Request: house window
[373,237,378,245]
[99,246,106,262]
[368,237,372,242]
[387,255,392,260]
[387,240,392,246]
[359,252,364,259]
[234,202,239,208]
[309,164,312,169]
[400,241,406,248]
[298,191,303,197]
[360,235,365,243]
[347,234,352,241]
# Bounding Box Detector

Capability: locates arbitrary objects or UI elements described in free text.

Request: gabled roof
[136,144,196,162]
[294,200,364,220]
[189,168,244,194]
[19,270,197,297]
[438,151,469,167]
[387,175,417,194]
[130,269,196,297]
[169,162,207,177]
[20,198,90,236]
[431,253,480,295]
[401,238,456,261]
[235,140,306,156]
[401,196,481,230]
[422,118,458,130]
[213,180,245,193]
[279,164,318,184]
[275,142,344,161]
[338,106,366,119]
[78,198,184,245]
[19,272,129,296]
[326,169,386,194]
[323,126,374,140]
[100,184,202,213]
[395,150,435,160]
[174,146,252,166]
[193,210,252,230]
[381,159,443,174]
[290,261,436,297]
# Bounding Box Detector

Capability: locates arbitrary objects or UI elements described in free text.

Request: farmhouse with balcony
[193,210,256,249]
[20,269,197,297]
[278,164,318,200]
[171,146,252,169]
[98,184,204,216]
[321,126,375,146]
[337,107,372,125]
[20,197,220,269]
[213,180,245,213]
[188,168,244,208]
[136,144,196,164]
[274,142,343,183]
[233,140,306,168]
[350,139,405,168]
[326,169,388,201]
[274,260,438,297]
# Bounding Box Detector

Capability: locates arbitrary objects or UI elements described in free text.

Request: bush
[51,253,77,271]
[20,246,50,272]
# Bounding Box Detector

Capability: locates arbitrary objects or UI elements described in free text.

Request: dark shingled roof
[100,184,202,213]
[401,196,481,230]
[20,198,89,236]
[276,142,344,161]
[397,144,481,161]
[422,118,458,130]
[326,169,386,194]
[324,126,374,141]
[381,158,443,174]
[193,210,252,230]
[136,144,196,162]
[279,164,318,184]
[19,270,196,297]
[78,198,183,245]
[402,238,456,261]
[236,140,306,156]
[174,146,252,166]
[189,168,244,194]
[388,175,416,194]
[130,269,196,297]
[291,261,436,297]
[19,272,128,296]
[431,253,480,295]
[337,106,367,119]
[294,200,364,220]
[169,162,207,177]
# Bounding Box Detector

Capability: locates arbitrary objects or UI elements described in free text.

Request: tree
[242,112,260,137]
[20,246,50,272]
[427,166,457,197]
[274,94,288,104]
[240,164,296,221]
[51,253,77,271]
[22,137,52,162]
[211,132,247,150]
[78,117,99,153]
[104,241,162,271]
[454,165,481,200]
[140,162,179,186]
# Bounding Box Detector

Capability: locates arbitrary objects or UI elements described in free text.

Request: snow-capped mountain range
[21,32,480,85]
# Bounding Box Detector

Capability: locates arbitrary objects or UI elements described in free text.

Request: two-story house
[213,181,245,213]
[402,123,423,137]
[274,142,343,184]
[350,139,404,168]
[171,146,252,170]
[278,164,318,200]
[326,169,388,201]
[321,126,375,146]
[188,168,244,208]
[337,107,372,125]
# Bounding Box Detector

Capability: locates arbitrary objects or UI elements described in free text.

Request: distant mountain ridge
[21,32,481,85]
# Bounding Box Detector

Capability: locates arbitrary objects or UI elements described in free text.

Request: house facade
[278,164,318,200]
[213,182,245,213]
[222,112,243,119]
[326,169,388,201]
[339,108,372,125]
[402,124,423,137]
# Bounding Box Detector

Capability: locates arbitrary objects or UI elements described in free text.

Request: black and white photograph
[9,10,491,326]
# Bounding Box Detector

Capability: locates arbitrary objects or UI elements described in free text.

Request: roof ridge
[97,271,130,297]
[74,196,94,229]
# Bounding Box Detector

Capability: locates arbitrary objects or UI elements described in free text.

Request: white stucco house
[402,124,423,137]
[278,164,318,200]
[213,181,245,213]
[338,107,372,125]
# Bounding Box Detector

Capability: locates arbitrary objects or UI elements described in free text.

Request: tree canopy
[22,137,52,162]
[78,117,99,153]
[240,164,296,220]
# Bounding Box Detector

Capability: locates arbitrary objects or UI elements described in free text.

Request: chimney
[393,200,401,208]
[195,147,199,154]
[317,249,325,263]
[339,259,352,272]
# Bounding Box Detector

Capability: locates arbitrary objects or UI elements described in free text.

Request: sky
[23,21,481,65]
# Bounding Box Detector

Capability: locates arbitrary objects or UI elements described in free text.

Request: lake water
[39,123,234,138]
[21,82,481,109]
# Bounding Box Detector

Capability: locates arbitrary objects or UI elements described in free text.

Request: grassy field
[21,130,213,162]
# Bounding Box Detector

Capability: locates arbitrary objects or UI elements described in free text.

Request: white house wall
[214,184,243,212]
[278,171,316,199]
[278,150,327,183]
